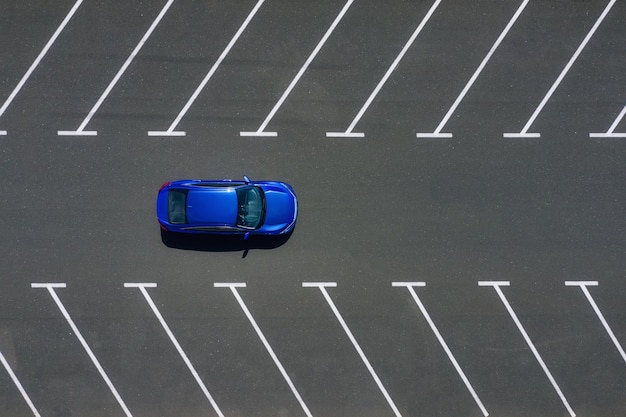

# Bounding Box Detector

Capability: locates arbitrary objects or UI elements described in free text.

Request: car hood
[261,188,297,232]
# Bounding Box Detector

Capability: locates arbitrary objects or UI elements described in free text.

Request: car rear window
[168,190,188,224]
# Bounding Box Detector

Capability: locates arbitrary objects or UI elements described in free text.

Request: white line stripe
[565,281,626,363]
[0,351,41,417]
[127,284,224,417]
[589,133,626,138]
[0,0,85,124]
[56,130,98,136]
[217,283,313,417]
[420,0,529,138]
[302,282,337,288]
[147,130,186,137]
[327,0,441,138]
[394,283,488,416]
[513,0,617,136]
[152,0,265,136]
[606,103,626,134]
[33,284,133,417]
[59,0,176,136]
[307,283,402,417]
[482,282,575,417]
[244,0,355,137]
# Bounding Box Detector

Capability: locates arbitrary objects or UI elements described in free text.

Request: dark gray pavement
[0,1,625,416]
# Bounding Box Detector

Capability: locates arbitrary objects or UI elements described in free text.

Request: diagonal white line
[61,0,176,135]
[153,0,266,135]
[482,282,575,417]
[127,284,224,417]
[341,0,442,136]
[33,283,133,417]
[306,283,402,417]
[565,281,626,363]
[606,102,626,134]
[394,283,488,416]
[247,0,355,135]
[429,0,529,135]
[218,283,313,417]
[0,351,41,417]
[0,0,85,121]
[517,0,616,135]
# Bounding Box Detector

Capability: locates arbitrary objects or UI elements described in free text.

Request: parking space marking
[393,282,489,416]
[124,283,225,417]
[0,351,41,417]
[149,0,266,137]
[241,0,355,137]
[478,281,576,417]
[32,283,134,417]
[590,102,626,138]
[504,0,617,139]
[417,0,529,139]
[303,282,403,417]
[565,281,626,363]
[58,0,176,136]
[326,0,442,138]
[215,283,313,417]
[0,0,85,136]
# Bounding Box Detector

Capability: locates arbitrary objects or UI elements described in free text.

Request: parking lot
[1,0,625,416]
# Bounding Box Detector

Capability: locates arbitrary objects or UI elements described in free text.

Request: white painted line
[589,133,626,138]
[0,0,85,135]
[239,131,278,137]
[325,132,365,138]
[418,0,529,139]
[505,0,617,138]
[0,351,41,417]
[590,102,626,138]
[31,283,67,288]
[306,283,402,417]
[33,283,133,417]
[126,283,224,417]
[147,130,186,137]
[243,0,355,137]
[0,130,7,136]
[415,133,453,139]
[124,283,158,288]
[392,282,426,287]
[59,0,176,137]
[327,0,442,138]
[217,283,313,417]
[564,281,598,287]
[152,0,266,137]
[214,282,247,288]
[394,282,488,416]
[302,282,337,288]
[502,132,541,138]
[565,281,626,364]
[481,282,575,417]
[56,130,98,136]
[477,281,510,287]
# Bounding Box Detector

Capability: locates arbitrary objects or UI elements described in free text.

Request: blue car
[157,176,297,238]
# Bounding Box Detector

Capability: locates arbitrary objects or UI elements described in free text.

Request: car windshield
[236,186,264,229]
[168,189,188,224]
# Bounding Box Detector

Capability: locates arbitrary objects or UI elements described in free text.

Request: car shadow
[160,230,293,257]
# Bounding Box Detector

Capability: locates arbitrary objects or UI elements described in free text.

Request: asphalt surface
[0,0,625,416]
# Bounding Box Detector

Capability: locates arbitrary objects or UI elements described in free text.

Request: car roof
[184,187,238,226]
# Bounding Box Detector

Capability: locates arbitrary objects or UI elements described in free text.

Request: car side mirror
[243,175,251,184]
[243,232,250,241]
